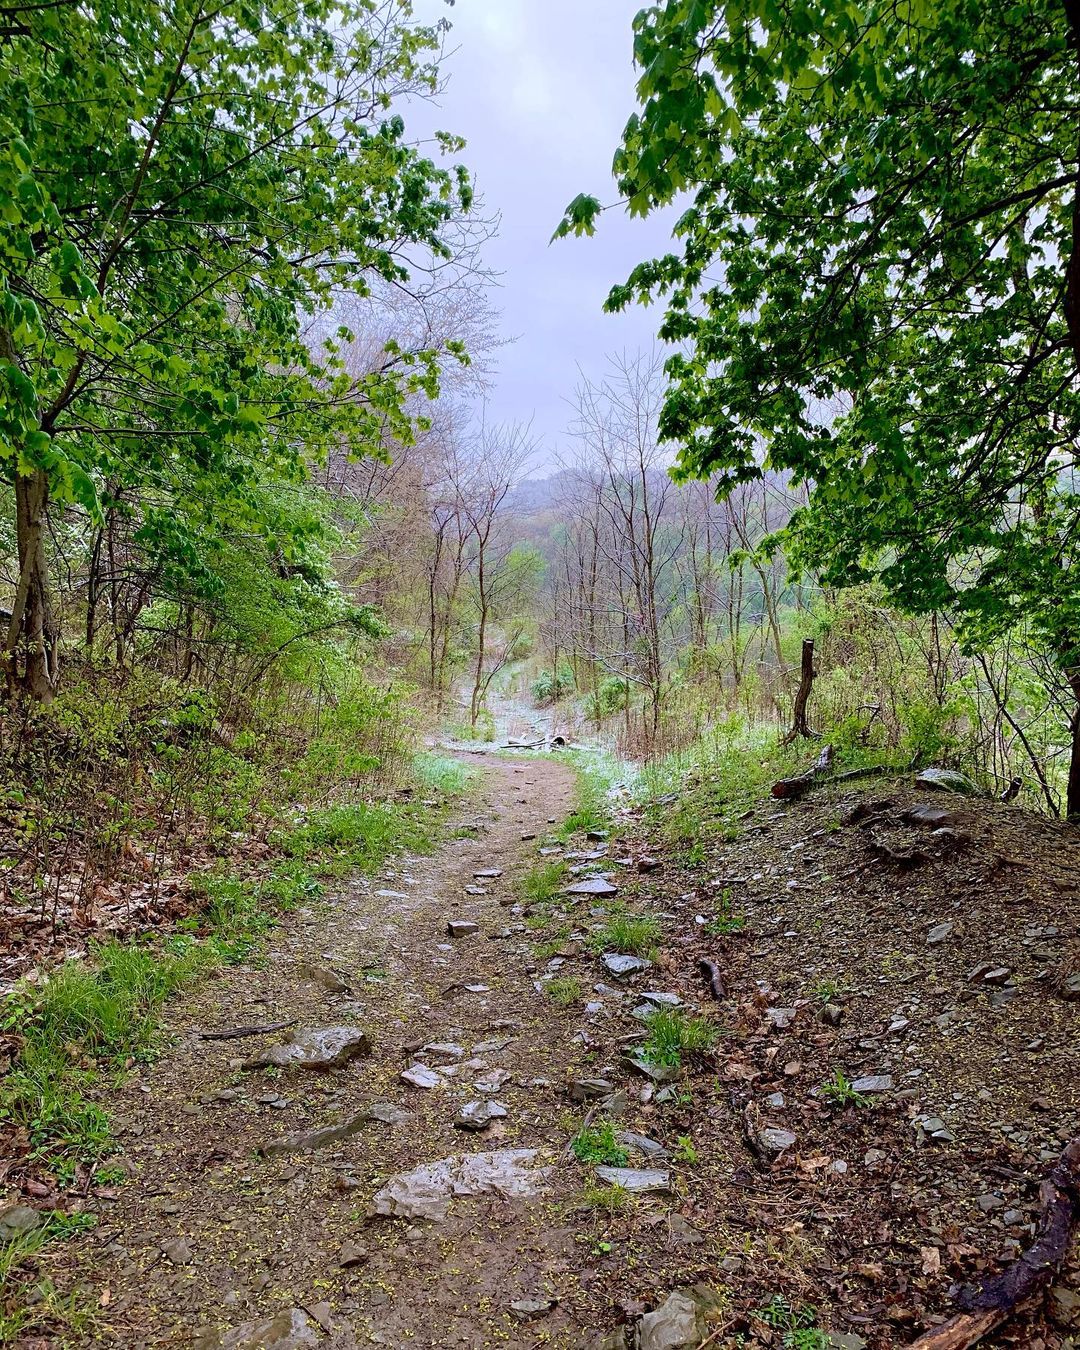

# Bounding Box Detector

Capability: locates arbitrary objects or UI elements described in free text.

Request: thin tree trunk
[4,468,57,701]
[1068,673,1080,821]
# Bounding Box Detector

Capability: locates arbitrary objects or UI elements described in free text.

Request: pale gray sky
[412,0,676,467]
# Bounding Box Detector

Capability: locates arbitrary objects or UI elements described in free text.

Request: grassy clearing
[638,1007,719,1067]
[589,913,661,956]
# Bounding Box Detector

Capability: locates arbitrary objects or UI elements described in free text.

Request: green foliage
[520,859,568,907]
[704,889,746,935]
[571,1119,629,1167]
[0,0,473,688]
[1,939,209,1163]
[568,0,1080,808]
[583,676,629,720]
[545,975,583,1007]
[531,663,575,705]
[639,1007,718,1067]
[590,914,660,957]
[559,749,624,838]
[758,1296,829,1350]
[672,1134,698,1165]
[818,1070,871,1110]
[580,1182,633,1216]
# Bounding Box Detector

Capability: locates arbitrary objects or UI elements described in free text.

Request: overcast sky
[411,0,676,470]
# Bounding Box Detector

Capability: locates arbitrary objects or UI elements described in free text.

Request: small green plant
[639,1007,719,1066]
[571,1119,629,1167]
[673,1134,698,1164]
[581,1182,633,1216]
[589,913,661,956]
[818,1069,871,1109]
[520,859,567,906]
[808,976,846,1004]
[758,1294,829,1349]
[704,888,746,935]
[546,976,583,1007]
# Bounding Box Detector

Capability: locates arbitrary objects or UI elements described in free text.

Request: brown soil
[27,760,1080,1348]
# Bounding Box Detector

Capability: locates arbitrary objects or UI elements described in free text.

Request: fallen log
[771,744,834,799]
[698,958,725,1000]
[907,1136,1080,1349]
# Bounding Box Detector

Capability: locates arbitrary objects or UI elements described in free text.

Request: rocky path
[56,755,639,1349]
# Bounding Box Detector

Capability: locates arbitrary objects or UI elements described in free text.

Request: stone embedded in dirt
[362,1102,412,1126]
[976,1192,1005,1211]
[569,1077,614,1102]
[455,1100,508,1131]
[0,1205,41,1240]
[765,1006,796,1030]
[339,1241,370,1268]
[851,1075,893,1094]
[566,877,619,897]
[464,884,488,896]
[980,966,1013,985]
[195,1308,318,1349]
[601,953,653,979]
[595,1165,671,1193]
[637,856,661,873]
[903,804,957,829]
[474,869,503,879]
[915,766,978,794]
[864,1148,887,1166]
[297,961,350,993]
[618,1132,670,1161]
[162,1236,193,1265]
[757,1127,797,1156]
[520,832,536,841]
[260,1108,381,1157]
[641,991,681,1009]
[375,889,409,901]
[1051,1285,1080,1330]
[913,1114,956,1143]
[421,1042,465,1062]
[474,1068,511,1094]
[371,1148,550,1223]
[927,920,955,945]
[1060,973,1080,1001]
[401,1064,441,1089]
[241,1026,371,1072]
[627,1051,681,1085]
[637,1289,708,1350]
[820,1003,843,1027]
[510,1297,557,1320]
[447,920,479,937]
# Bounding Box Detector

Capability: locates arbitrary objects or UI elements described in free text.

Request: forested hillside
[1,1,1079,1348]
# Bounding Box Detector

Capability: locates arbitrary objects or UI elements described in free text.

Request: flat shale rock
[241,1026,371,1071]
[601,953,653,979]
[447,920,479,938]
[371,1148,550,1222]
[594,1166,671,1193]
[565,877,619,897]
[259,1109,373,1157]
[195,1309,317,1350]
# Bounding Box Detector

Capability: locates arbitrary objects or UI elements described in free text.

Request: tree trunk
[4,468,58,702]
[784,638,816,744]
[1068,673,1080,820]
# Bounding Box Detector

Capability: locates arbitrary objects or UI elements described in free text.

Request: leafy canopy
[0,0,471,602]
[559,0,1080,670]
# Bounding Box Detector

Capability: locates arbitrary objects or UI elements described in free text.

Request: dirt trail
[57,755,623,1349]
